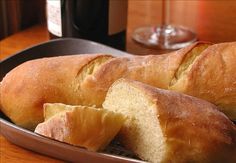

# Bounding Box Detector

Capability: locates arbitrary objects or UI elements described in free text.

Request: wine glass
[132,0,197,49]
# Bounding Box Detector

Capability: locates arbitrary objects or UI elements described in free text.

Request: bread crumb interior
[103,83,166,163]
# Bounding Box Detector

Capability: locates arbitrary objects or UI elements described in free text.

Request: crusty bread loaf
[103,79,236,163]
[35,103,125,151]
[0,54,113,129]
[169,42,236,120]
[1,42,236,129]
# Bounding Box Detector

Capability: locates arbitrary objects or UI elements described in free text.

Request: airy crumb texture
[35,103,125,151]
[103,79,236,163]
[103,82,166,163]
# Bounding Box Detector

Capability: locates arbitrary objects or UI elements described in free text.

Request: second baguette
[103,79,236,163]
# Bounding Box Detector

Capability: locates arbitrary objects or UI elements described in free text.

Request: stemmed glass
[132,0,197,49]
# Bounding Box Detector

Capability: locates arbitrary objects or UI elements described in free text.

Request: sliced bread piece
[35,103,125,151]
[103,79,236,163]
[43,103,76,121]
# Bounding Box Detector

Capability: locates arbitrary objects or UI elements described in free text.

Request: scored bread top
[169,42,236,119]
[0,54,113,129]
[1,41,236,130]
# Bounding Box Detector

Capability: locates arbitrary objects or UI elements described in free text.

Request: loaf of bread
[35,103,125,151]
[0,54,112,129]
[103,79,236,163]
[1,42,236,129]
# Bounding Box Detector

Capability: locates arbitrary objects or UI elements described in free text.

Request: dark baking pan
[0,38,145,163]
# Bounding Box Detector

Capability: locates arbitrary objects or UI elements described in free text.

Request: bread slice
[35,103,125,151]
[43,103,75,121]
[103,79,236,163]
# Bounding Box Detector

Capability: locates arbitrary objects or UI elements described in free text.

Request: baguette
[1,42,236,129]
[103,78,236,163]
[0,54,113,129]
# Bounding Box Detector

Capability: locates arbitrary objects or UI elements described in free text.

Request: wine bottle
[46,0,127,50]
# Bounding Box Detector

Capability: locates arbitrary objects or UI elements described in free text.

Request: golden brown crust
[170,42,236,119]
[80,41,212,105]
[1,41,236,129]
[0,54,113,129]
[107,78,236,163]
[79,57,129,106]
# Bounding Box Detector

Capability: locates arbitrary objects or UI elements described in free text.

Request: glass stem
[161,0,170,28]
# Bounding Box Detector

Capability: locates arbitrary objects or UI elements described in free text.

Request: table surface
[1,1,236,162]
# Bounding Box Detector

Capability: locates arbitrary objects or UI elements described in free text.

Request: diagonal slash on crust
[74,55,113,91]
[169,42,212,87]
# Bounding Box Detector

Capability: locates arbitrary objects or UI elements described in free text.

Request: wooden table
[1,1,236,162]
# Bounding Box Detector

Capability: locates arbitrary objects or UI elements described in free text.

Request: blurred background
[0,0,236,55]
[0,0,46,39]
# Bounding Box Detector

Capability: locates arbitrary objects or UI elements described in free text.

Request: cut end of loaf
[103,79,167,162]
[103,78,236,163]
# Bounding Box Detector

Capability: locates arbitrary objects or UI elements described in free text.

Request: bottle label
[46,0,62,37]
[108,0,127,35]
